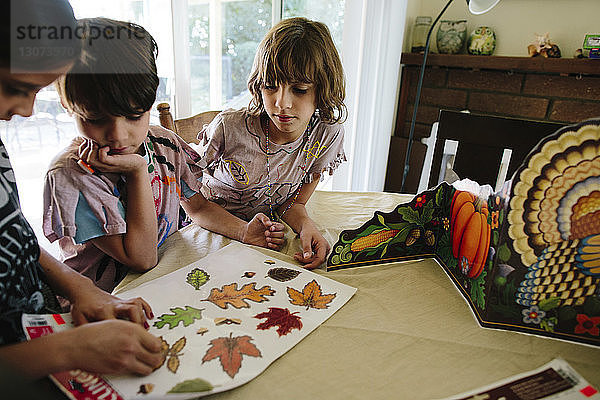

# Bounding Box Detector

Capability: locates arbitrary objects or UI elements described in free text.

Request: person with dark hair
[43,18,285,293]
[198,17,347,269]
[0,0,162,380]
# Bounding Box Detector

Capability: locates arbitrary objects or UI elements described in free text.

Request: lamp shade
[467,0,500,14]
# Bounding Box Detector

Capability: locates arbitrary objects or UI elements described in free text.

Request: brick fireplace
[385,53,600,193]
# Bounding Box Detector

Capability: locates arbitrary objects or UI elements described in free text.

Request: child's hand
[67,320,163,376]
[69,282,154,329]
[242,213,286,250]
[79,138,146,176]
[294,227,330,269]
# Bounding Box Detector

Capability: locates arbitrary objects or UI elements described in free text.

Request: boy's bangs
[64,72,155,118]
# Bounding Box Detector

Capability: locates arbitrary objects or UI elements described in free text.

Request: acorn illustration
[138,384,155,394]
[405,228,421,246]
[425,230,435,246]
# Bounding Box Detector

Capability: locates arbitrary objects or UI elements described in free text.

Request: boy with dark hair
[45,18,285,293]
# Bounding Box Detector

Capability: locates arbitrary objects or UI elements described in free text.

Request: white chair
[418,120,512,193]
[417,110,565,193]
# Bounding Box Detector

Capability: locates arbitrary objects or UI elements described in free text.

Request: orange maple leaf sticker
[254,307,302,336]
[287,279,336,310]
[204,282,275,309]
[202,332,262,378]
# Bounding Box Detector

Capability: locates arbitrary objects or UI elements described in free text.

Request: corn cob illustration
[350,229,400,252]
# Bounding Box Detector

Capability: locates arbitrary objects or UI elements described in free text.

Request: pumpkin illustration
[451,190,491,278]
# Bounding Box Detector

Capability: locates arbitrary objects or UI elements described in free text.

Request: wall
[404,0,600,58]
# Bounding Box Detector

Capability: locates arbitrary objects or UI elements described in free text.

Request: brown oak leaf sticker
[204,282,275,309]
[287,279,336,310]
[202,332,261,378]
[254,307,302,336]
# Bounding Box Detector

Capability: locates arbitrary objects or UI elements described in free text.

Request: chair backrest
[419,110,565,192]
[157,102,220,144]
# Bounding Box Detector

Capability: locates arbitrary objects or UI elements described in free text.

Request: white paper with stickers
[23,242,356,399]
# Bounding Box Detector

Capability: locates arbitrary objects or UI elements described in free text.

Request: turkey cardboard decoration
[328,118,600,347]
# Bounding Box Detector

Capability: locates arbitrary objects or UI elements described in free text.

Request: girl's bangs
[262,44,315,85]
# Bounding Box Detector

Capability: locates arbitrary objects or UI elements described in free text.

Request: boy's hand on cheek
[79,140,146,176]
[97,146,147,176]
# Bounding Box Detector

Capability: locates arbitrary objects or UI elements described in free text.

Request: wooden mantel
[401,53,600,75]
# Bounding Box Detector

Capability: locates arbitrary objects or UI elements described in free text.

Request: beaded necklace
[263,115,313,222]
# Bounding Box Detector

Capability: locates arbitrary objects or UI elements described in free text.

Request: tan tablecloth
[114,191,600,399]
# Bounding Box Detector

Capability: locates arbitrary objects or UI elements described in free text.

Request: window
[180,0,345,116]
[186,0,273,114]
[69,0,175,125]
[283,0,344,50]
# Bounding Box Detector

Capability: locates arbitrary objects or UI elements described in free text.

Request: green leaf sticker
[168,378,213,393]
[154,306,204,329]
[186,268,210,290]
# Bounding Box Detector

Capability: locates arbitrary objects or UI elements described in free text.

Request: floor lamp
[400,0,501,193]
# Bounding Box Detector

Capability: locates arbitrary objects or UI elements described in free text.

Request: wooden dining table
[114,190,600,399]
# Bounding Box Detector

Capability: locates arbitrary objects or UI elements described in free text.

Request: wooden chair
[418,110,565,192]
[157,102,220,145]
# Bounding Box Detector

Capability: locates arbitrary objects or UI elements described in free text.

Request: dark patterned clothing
[43,125,203,292]
[0,140,49,345]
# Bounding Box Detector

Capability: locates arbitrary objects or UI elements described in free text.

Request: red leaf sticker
[254,307,303,336]
[202,333,262,378]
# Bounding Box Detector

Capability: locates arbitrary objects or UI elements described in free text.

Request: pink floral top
[197,108,346,221]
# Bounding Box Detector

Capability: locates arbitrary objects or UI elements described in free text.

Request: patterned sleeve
[306,122,346,182]
[42,161,127,243]
[197,111,226,171]
[160,127,204,198]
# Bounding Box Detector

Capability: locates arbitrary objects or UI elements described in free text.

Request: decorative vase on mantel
[436,20,467,54]
[467,26,496,55]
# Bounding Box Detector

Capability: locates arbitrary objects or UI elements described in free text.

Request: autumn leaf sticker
[267,267,301,282]
[202,332,262,378]
[287,279,336,310]
[154,306,204,329]
[254,307,303,336]
[186,268,210,290]
[154,336,187,373]
[204,282,275,309]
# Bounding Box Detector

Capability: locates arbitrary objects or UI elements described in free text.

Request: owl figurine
[467,26,496,55]
[436,20,467,54]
